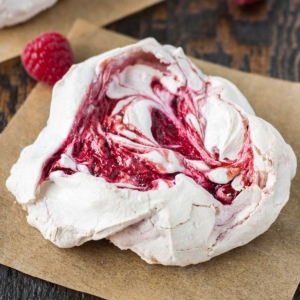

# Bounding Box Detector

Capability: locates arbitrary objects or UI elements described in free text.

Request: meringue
[0,0,58,29]
[6,38,296,266]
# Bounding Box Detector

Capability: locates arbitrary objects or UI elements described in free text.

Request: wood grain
[0,265,102,300]
[0,57,36,133]
[108,0,300,81]
[0,0,299,299]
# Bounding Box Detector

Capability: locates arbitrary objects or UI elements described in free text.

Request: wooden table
[1,0,299,299]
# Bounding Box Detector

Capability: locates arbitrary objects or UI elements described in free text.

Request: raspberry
[231,0,262,4]
[21,32,74,86]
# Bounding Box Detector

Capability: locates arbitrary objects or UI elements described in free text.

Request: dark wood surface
[1,0,299,299]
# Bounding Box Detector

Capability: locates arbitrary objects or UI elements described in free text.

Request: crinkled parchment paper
[0,0,163,62]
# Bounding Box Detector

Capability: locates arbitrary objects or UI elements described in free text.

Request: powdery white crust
[0,0,58,28]
[6,38,297,266]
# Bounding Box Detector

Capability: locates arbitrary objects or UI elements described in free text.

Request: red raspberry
[231,0,262,4]
[21,32,74,86]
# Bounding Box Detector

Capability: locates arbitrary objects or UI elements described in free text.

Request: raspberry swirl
[41,49,253,205]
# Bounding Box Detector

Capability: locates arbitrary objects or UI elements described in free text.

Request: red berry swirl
[40,52,253,205]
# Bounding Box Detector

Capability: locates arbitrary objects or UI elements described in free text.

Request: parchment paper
[0,20,299,300]
[0,0,163,63]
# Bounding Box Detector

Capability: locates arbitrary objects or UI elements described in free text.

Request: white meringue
[0,0,58,29]
[6,38,296,266]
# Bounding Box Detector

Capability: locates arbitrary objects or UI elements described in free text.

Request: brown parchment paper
[0,0,163,63]
[0,20,299,300]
